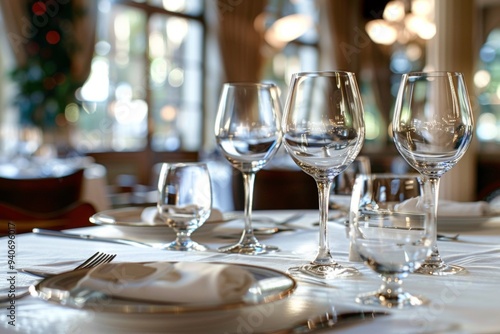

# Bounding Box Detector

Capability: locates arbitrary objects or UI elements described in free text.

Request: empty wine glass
[157,162,212,251]
[350,174,434,308]
[392,71,474,275]
[282,71,365,278]
[214,82,282,255]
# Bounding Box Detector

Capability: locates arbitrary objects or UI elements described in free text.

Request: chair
[0,169,97,234]
[233,169,319,210]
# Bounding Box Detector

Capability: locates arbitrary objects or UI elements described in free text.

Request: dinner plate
[89,207,225,237]
[31,262,297,314]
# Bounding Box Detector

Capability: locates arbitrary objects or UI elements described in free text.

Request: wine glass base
[288,263,359,279]
[356,291,428,309]
[163,240,208,252]
[415,262,467,276]
[218,242,279,255]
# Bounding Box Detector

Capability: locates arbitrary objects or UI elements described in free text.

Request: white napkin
[75,262,255,304]
[395,197,491,216]
[141,207,223,224]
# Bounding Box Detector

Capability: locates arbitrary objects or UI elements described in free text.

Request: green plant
[10,0,84,129]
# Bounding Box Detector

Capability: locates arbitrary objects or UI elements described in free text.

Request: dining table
[1,209,499,334]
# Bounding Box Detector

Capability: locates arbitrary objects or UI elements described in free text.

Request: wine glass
[350,174,434,308]
[392,71,474,275]
[282,71,365,278]
[214,82,282,255]
[157,162,212,251]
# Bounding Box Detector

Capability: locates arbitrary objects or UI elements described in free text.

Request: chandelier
[365,0,436,45]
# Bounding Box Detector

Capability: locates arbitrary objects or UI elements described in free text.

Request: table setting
[2,70,500,333]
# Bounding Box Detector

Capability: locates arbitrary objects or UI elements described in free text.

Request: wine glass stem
[313,180,335,265]
[424,176,442,262]
[241,172,258,242]
[380,275,403,298]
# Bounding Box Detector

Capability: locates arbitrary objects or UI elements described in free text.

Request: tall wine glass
[392,71,474,275]
[214,82,282,255]
[157,162,212,251]
[350,174,434,308]
[282,71,365,278]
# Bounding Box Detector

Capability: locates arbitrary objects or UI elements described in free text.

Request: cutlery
[32,228,154,248]
[0,252,116,302]
[20,251,117,278]
[214,213,305,226]
[263,310,389,333]
[263,212,306,225]
[437,233,460,241]
[216,227,296,239]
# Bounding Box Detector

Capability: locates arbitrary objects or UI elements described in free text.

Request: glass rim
[356,173,422,179]
[222,82,277,88]
[291,70,356,78]
[159,162,208,168]
[403,71,464,78]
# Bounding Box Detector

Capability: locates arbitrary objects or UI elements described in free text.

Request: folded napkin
[141,207,223,225]
[75,262,255,304]
[395,197,491,217]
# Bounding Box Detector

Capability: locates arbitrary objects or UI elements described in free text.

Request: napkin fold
[141,207,223,224]
[395,197,491,216]
[75,262,255,304]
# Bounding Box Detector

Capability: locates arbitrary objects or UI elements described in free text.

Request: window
[475,28,500,150]
[261,0,319,102]
[74,0,205,153]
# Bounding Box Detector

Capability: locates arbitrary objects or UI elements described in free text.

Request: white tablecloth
[1,210,499,333]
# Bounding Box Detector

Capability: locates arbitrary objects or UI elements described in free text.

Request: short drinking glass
[350,174,434,308]
[157,162,212,251]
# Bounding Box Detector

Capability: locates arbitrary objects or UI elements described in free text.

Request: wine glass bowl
[392,71,474,275]
[283,71,365,278]
[350,174,433,308]
[215,82,282,255]
[157,162,212,252]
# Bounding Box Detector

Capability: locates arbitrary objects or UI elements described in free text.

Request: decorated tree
[10,0,85,130]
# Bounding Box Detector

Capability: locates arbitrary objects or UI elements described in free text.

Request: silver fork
[0,252,116,302]
[254,212,306,225]
[21,251,117,278]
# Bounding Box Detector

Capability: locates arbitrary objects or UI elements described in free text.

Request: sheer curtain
[215,0,267,82]
[320,0,362,73]
[320,0,392,134]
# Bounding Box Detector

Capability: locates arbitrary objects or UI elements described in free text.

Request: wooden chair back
[0,169,97,234]
[0,169,85,213]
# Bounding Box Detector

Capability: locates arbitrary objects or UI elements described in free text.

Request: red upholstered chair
[0,169,97,235]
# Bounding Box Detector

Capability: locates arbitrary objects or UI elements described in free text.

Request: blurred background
[0,0,498,212]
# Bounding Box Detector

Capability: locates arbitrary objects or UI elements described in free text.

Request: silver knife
[263,310,389,333]
[32,228,154,248]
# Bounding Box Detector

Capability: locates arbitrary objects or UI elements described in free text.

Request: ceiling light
[365,19,398,45]
[265,14,312,48]
[383,1,406,22]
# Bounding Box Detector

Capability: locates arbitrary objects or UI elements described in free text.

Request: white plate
[32,262,296,314]
[89,207,225,238]
[438,215,499,231]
